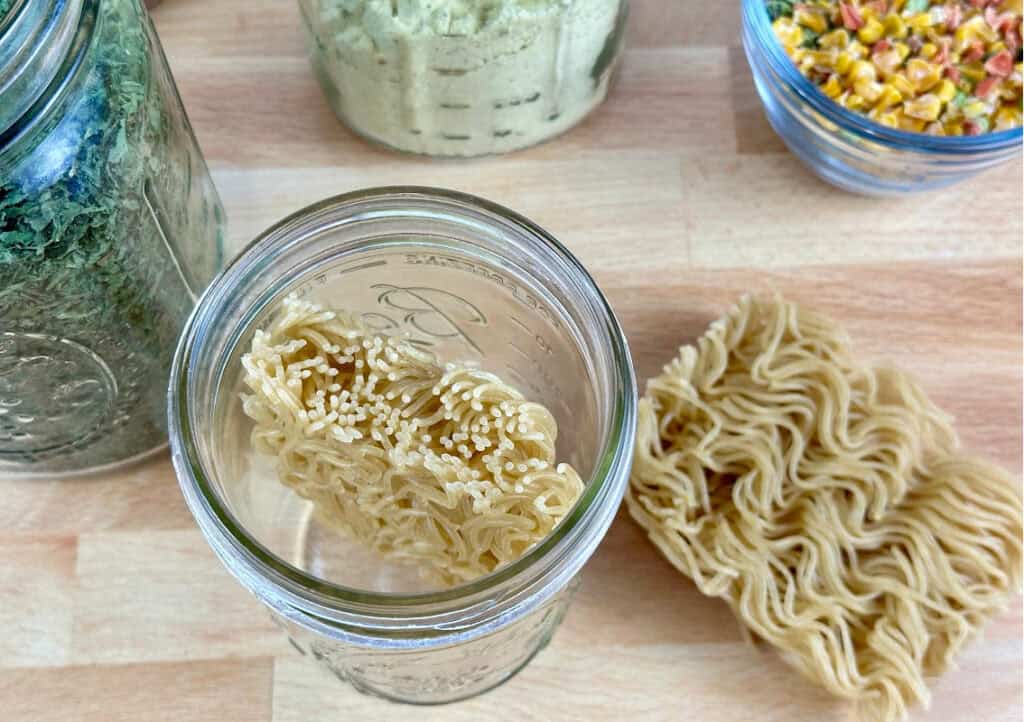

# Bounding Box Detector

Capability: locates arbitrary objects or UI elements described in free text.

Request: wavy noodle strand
[242,294,583,587]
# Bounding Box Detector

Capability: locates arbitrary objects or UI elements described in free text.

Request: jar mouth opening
[170,187,637,620]
[741,0,1023,153]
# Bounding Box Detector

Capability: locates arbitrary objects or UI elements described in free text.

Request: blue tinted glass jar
[741,0,1023,195]
[0,0,225,476]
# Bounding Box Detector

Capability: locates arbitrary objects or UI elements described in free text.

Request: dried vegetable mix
[0,0,223,470]
[770,0,1023,134]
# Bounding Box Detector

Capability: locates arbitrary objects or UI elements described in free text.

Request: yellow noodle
[241,294,583,587]
[627,295,1022,722]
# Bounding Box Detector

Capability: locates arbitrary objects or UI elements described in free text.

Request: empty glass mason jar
[298,0,630,157]
[0,0,225,475]
[169,188,636,703]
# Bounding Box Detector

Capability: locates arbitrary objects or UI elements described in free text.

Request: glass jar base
[310,54,613,159]
[0,439,169,480]
[271,577,576,705]
[330,104,602,159]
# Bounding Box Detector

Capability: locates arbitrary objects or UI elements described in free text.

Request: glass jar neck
[0,0,83,135]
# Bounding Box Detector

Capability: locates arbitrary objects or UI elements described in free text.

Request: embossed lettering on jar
[0,0,225,475]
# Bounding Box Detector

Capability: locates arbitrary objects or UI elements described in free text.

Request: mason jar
[298,0,630,157]
[0,0,225,475]
[169,187,636,703]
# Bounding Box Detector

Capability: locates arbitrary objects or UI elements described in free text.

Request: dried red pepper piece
[984,50,1014,77]
[839,1,864,30]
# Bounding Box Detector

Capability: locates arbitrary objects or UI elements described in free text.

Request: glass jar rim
[169,187,637,634]
[0,0,26,29]
[741,0,1023,153]
[0,0,92,146]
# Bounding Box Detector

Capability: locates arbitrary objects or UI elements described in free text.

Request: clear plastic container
[169,187,637,703]
[0,0,225,475]
[741,0,1023,195]
[298,0,630,157]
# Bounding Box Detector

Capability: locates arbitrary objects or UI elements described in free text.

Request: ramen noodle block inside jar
[169,188,636,703]
[298,0,630,156]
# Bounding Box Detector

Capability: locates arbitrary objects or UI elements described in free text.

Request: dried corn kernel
[904,93,943,120]
[889,73,915,96]
[849,59,878,81]
[994,106,1022,130]
[936,79,957,103]
[805,49,838,67]
[845,93,868,110]
[870,107,902,127]
[884,14,908,39]
[855,78,886,102]
[907,13,933,33]
[874,48,905,76]
[773,17,805,49]
[846,40,868,59]
[898,114,926,132]
[822,74,844,98]
[819,28,851,48]
[836,51,855,74]
[906,58,942,92]
[858,16,886,43]
[796,7,830,34]
[876,83,905,108]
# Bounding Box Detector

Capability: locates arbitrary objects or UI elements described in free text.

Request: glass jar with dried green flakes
[0,0,225,475]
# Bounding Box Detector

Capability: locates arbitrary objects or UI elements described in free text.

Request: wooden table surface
[3,1,1021,720]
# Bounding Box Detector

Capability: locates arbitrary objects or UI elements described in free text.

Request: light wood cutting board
[0,1,1020,720]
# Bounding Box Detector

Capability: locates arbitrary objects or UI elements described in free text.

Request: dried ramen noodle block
[241,295,583,587]
[627,295,1022,722]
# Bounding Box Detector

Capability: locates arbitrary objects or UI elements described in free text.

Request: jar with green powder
[299,0,630,157]
[0,0,225,475]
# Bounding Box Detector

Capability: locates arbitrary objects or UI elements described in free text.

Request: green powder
[0,0,223,471]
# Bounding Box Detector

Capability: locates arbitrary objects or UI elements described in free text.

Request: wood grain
[71,530,287,665]
[1,0,1020,720]
[0,537,76,668]
[0,659,274,722]
[0,460,193,534]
